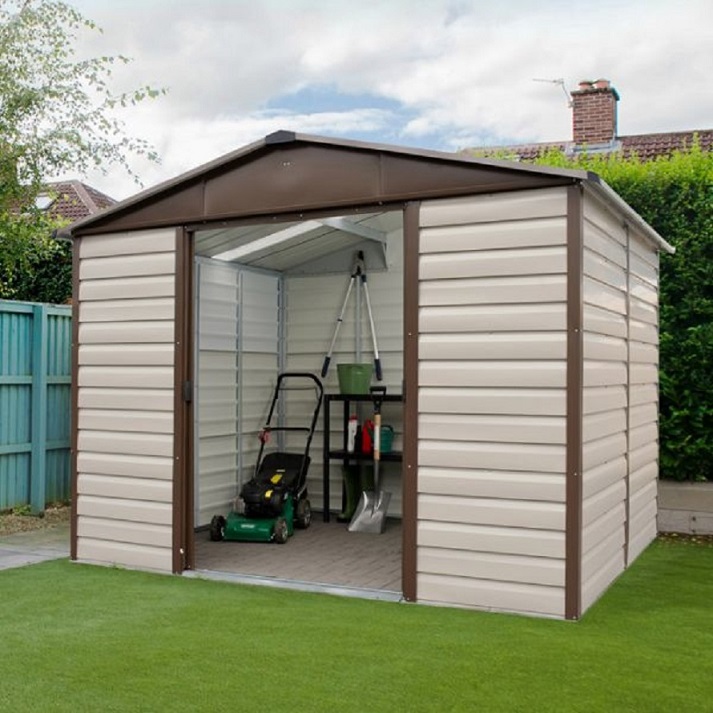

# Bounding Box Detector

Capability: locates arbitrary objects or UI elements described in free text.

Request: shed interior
[191,207,405,594]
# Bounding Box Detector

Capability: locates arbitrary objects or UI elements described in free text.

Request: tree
[0,0,164,301]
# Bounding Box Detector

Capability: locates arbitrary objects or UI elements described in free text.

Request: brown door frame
[173,227,195,573]
[174,205,419,597]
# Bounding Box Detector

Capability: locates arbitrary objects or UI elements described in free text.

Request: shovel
[348,386,391,534]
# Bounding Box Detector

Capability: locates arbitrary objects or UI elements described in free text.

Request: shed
[69,131,673,620]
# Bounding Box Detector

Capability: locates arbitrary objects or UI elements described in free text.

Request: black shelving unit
[322,392,403,522]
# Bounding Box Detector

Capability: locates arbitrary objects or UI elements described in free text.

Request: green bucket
[337,363,373,394]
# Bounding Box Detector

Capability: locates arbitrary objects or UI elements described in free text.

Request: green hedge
[533,145,713,481]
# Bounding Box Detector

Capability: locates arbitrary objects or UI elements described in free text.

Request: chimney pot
[594,78,610,89]
[578,80,594,90]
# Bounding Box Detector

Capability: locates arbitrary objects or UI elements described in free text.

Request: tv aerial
[533,77,572,107]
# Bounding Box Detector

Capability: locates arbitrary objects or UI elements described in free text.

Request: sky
[63,0,713,201]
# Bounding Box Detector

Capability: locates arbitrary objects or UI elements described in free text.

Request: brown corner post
[401,201,420,602]
[565,184,584,620]
[70,237,81,561]
[172,228,195,574]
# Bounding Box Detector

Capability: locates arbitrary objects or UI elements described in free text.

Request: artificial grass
[0,539,711,712]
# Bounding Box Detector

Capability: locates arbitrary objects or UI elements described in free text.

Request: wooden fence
[0,300,72,512]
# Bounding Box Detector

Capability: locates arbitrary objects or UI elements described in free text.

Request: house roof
[69,130,672,253]
[44,180,116,222]
[468,129,713,162]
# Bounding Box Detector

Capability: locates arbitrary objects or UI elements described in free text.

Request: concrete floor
[193,516,402,597]
[0,524,70,571]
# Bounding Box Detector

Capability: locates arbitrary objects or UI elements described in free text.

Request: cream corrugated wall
[626,231,659,562]
[76,229,177,571]
[418,188,569,618]
[580,193,660,611]
[284,230,404,516]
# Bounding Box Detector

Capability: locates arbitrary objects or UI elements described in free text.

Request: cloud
[64,0,713,199]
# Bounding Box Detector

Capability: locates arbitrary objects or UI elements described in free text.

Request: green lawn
[1,538,711,712]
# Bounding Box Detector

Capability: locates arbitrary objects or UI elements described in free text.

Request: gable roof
[44,180,116,222]
[69,130,672,253]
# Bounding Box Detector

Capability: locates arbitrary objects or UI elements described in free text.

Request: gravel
[0,505,71,537]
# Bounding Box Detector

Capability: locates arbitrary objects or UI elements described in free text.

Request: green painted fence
[0,300,72,512]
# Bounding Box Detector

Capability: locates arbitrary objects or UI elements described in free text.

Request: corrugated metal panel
[0,301,71,510]
[419,414,565,445]
[77,452,173,480]
[420,246,567,280]
[418,521,564,558]
[419,547,565,587]
[626,227,659,564]
[79,228,176,258]
[417,573,564,618]
[419,494,565,530]
[78,516,172,548]
[80,275,175,302]
[79,321,174,344]
[420,440,566,473]
[420,361,567,388]
[580,196,662,612]
[418,189,568,618]
[75,229,176,573]
[193,261,282,527]
[79,344,174,366]
[419,467,564,502]
[78,387,174,411]
[79,430,173,457]
[76,538,172,571]
[80,298,174,323]
[78,366,174,389]
[420,387,566,416]
[194,260,238,528]
[419,216,567,253]
[80,252,176,280]
[420,186,568,226]
[419,274,567,306]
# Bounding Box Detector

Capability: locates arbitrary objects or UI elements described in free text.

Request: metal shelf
[322,392,403,522]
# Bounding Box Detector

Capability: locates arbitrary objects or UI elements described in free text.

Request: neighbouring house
[469,78,713,160]
[41,180,116,223]
[68,130,673,620]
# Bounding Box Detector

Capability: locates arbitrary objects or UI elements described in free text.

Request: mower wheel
[295,498,311,529]
[273,517,289,544]
[209,515,226,542]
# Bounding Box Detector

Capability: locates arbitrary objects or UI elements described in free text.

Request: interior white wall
[283,226,405,517]
[194,260,279,527]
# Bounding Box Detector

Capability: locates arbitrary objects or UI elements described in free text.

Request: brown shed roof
[69,130,671,253]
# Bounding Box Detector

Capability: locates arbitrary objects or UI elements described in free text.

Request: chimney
[570,78,620,145]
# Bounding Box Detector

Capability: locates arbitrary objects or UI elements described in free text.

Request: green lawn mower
[210,372,323,544]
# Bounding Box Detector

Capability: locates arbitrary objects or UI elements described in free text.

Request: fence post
[30,304,48,514]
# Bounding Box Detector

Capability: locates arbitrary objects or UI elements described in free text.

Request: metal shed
[69,131,673,620]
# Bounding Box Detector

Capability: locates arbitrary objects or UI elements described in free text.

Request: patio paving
[0,524,70,571]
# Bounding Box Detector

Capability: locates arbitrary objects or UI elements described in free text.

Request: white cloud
[63,0,713,200]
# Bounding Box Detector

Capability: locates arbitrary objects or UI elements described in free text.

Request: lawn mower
[210,372,323,544]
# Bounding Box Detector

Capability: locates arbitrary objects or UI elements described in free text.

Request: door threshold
[185,568,403,602]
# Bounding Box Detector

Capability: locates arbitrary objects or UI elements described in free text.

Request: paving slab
[0,524,70,571]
